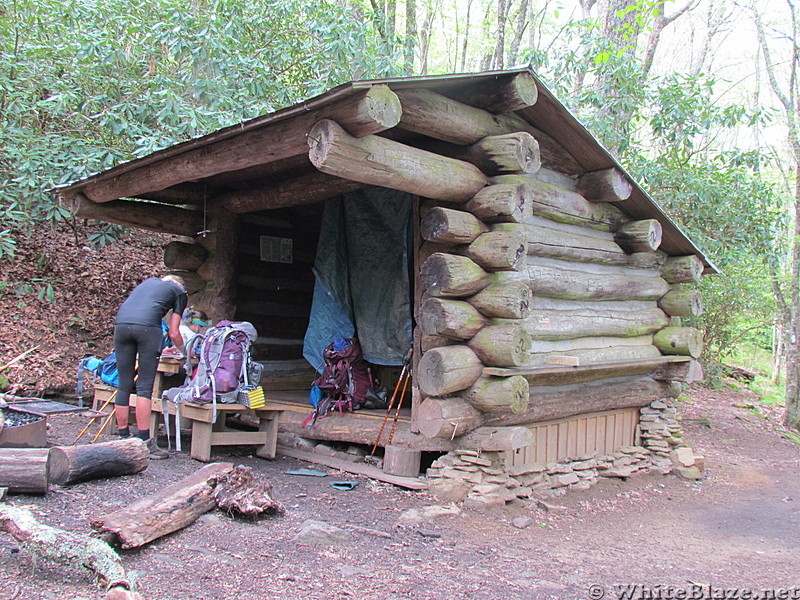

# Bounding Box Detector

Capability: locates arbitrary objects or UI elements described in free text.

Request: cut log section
[92,462,234,549]
[661,255,704,283]
[462,230,528,272]
[308,119,487,203]
[417,397,484,439]
[614,219,663,253]
[420,206,489,244]
[657,289,703,317]
[163,241,208,271]
[49,439,149,486]
[467,281,532,319]
[73,194,204,238]
[418,297,488,340]
[458,132,541,175]
[462,375,530,414]
[459,426,534,451]
[417,346,485,397]
[467,324,531,367]
[81,85,402,203]
[383,446,422,477]
[576,168,633,203]
[652,358,704,383]
[0,448,51,494]
[420,252,489,298]
[493,175,628,231]
[653,326,704,358]
[465,184,533,224]
[451,71,539,113]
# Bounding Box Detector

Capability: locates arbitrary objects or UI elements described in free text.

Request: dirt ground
[1,384,799,600]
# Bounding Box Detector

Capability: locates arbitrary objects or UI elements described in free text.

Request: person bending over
[113,274,187,459]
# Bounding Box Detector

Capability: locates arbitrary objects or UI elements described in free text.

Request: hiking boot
[146,437,169,460]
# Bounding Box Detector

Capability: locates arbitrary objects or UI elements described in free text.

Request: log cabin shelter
[55,67,714,473]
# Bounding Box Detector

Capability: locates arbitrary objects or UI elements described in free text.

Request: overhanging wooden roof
[54,67,716,273]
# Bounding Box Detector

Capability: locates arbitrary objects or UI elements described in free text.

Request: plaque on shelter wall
[260,236,293,264]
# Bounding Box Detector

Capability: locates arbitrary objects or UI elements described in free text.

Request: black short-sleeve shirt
[115,278,188,328]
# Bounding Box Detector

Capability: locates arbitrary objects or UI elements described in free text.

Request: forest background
[2,0,800,428]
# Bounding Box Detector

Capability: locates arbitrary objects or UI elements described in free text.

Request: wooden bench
[147,397,284,462]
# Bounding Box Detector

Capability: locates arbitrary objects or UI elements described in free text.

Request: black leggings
[113,323,163,406]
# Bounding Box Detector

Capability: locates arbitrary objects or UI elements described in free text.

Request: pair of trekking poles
[371,349,412,455]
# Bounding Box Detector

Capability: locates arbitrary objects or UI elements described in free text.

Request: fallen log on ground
[0,448,51,494]
[91,462,234,549]
[49,438,149,486]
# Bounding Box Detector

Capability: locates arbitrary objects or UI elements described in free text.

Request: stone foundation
[426,397,705,505]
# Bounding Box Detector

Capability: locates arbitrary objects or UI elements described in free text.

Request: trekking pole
[386,362,412,446]
[90,410,118,444]
[370,362,408,456]
[72,388,118,444]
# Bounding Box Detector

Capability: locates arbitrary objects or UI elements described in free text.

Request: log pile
[299,76,707,447]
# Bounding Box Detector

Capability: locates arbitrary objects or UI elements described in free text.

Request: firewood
[212,465,284,518]
[49,438,149,486]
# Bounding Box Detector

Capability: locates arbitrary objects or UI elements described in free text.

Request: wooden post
[465,184,532,224]
[421,206,489,244]
[467,281,532,319]
[417,397,484,439]
[576,168,633,202]
[163,241,208,271]
[658,289,703,317]
[308,119,487,203]
[420,252,489,297]
[417,346,485,396]
[467,324,531,367]
[653,327,704,358]
[0,448,51,494]
[49,439,149,486]
[72,194,203,238]
[383,445,422,477]
[661,255,704,283]
[614,219,663,253]
[418,297,488,340]
[462,375,530,414]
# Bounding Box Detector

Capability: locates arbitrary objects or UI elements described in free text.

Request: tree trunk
[614,219,663,253]
[49,439,149,486]
[421,206,488,244]
[417,397,484,439]
[0,448,51,494]
[462,375,530,414]
[417,346,485,396]
[418,297,488,340]
[467,324,530,367]
[466,281,532,319]
[576,168,633,202]
[92,462,234,549]
[308,119,487,203]
[420,252,489,297]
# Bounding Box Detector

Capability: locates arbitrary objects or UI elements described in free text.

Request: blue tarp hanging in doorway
[303,188,413,372]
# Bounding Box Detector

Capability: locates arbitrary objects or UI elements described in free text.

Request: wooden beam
[72,193,203,237]
[614,219,663,253]
[431,133,541,175]
[417,346,485,396]
[81,85,402,203]
[661,255,704,283]
[576,168,633,202]
[309,119,487,202]
[218,170,365,213]
[421,206,489,244]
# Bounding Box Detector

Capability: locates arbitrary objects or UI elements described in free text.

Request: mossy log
[576,168,633,203]
[163,241,208,271]
[420,252,489,298]
[466,282,532,319]
[484,376,675,426]
[528,343,662,367]
[492,175,628,231]
[653,326,704,358]
[465,184,532,223]
[462,375,530,414]
[417,397,484,439]
[493,221,625,263]
[462,230,528,272]
[657,289,703,317]
[460,132,541,174]
[308,119,487,203]
[421,206,489,244]
[417,346,485,396]
[614,219,663,253]
[418,297,488,340]
[499,307,670,341]
[661,255,704,283]
[467,324,531,367]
